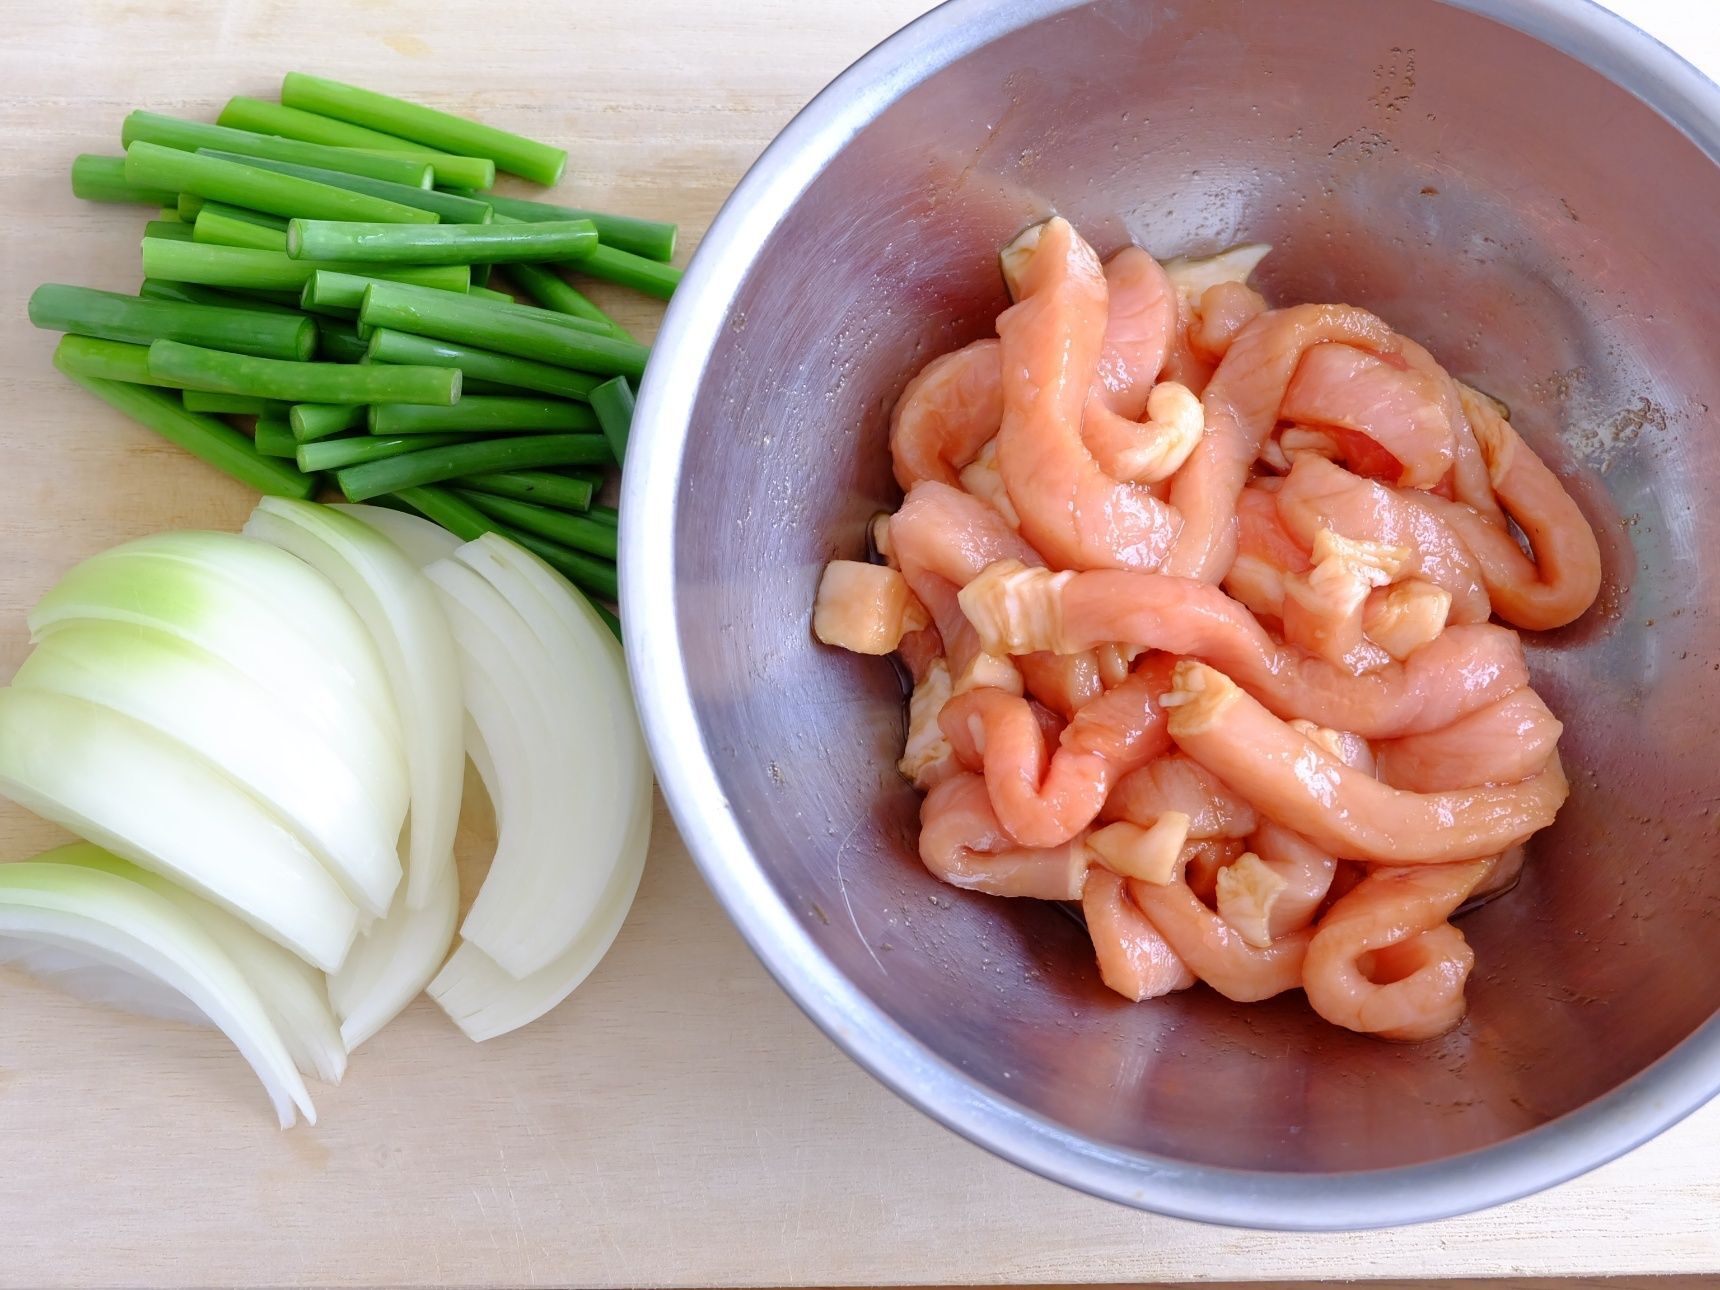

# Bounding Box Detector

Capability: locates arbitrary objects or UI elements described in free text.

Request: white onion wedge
[35,531,399,741]
[28,533,408,821]
[454,537,646,967]
[244,498,463,910]
[424,533,651,1022]
[424,561,549,975]
[328,846,459,1052]
[434,652,646,1042]
[43,843,346,1083]
[429,763,649,1041]
[0,857,315,1126]
[332,504,461,567]
[0,940,210,1024]
[464,535,626,679]
[0,689,359,971]
[13,623,401,918]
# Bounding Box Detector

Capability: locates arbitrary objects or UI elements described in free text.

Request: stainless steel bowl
[624,0,1720,1228]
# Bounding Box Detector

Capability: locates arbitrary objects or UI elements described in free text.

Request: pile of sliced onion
[0,505,653,1122]
[332,512,653,1041]
[244,499,463,911]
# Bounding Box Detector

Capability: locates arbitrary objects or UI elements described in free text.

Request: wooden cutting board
[2,1,1716,1284]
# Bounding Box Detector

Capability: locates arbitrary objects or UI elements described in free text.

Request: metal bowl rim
[621,0,1720,1229]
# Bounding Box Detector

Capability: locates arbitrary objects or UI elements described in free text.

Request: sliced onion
[463,534,626,676]
[0,688,359,971]
[426,564,646,1038]
[28,533,408,820]
[423,562,545,970]
[469,534,651,923]
[13,622,400,918]
[0,856,315,1126]
[37,531,400,746]
[0,941,211,1024]
[331,504,462,567]
[328,844,459,1052]
[45,843,346,1082]
[454,537,647,978]
[429,766,648,1041]
[422,533,651,1032]
[244,498,463,910]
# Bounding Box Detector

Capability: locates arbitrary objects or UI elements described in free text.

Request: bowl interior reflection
[665,0,1720,1175]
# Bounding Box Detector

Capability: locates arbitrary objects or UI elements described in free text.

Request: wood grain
[1,0,1717,1286]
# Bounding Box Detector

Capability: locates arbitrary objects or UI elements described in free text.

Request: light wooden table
[1,1,1716,1286]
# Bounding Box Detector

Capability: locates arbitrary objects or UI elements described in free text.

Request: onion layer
[0,854,316,1126]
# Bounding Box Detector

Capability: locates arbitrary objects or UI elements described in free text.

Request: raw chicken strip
[1082,867,1195,1001]
[1373,687,1563,792]
[1404,388,1603,630]
[995,218,1183,571]
[918,773,1090,899]
[1128,874,1311,1002]
[958,560,1530,737]
[937,656,1175,846]
[1161,303,1397,581]
[1163,661,1569,863]
[1280,343,1454,488]
[1303,860,1491,1040]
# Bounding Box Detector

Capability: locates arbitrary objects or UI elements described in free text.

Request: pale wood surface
[1,1,1717,1286]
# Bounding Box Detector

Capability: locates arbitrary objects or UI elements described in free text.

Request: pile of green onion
[31,73,680,620]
